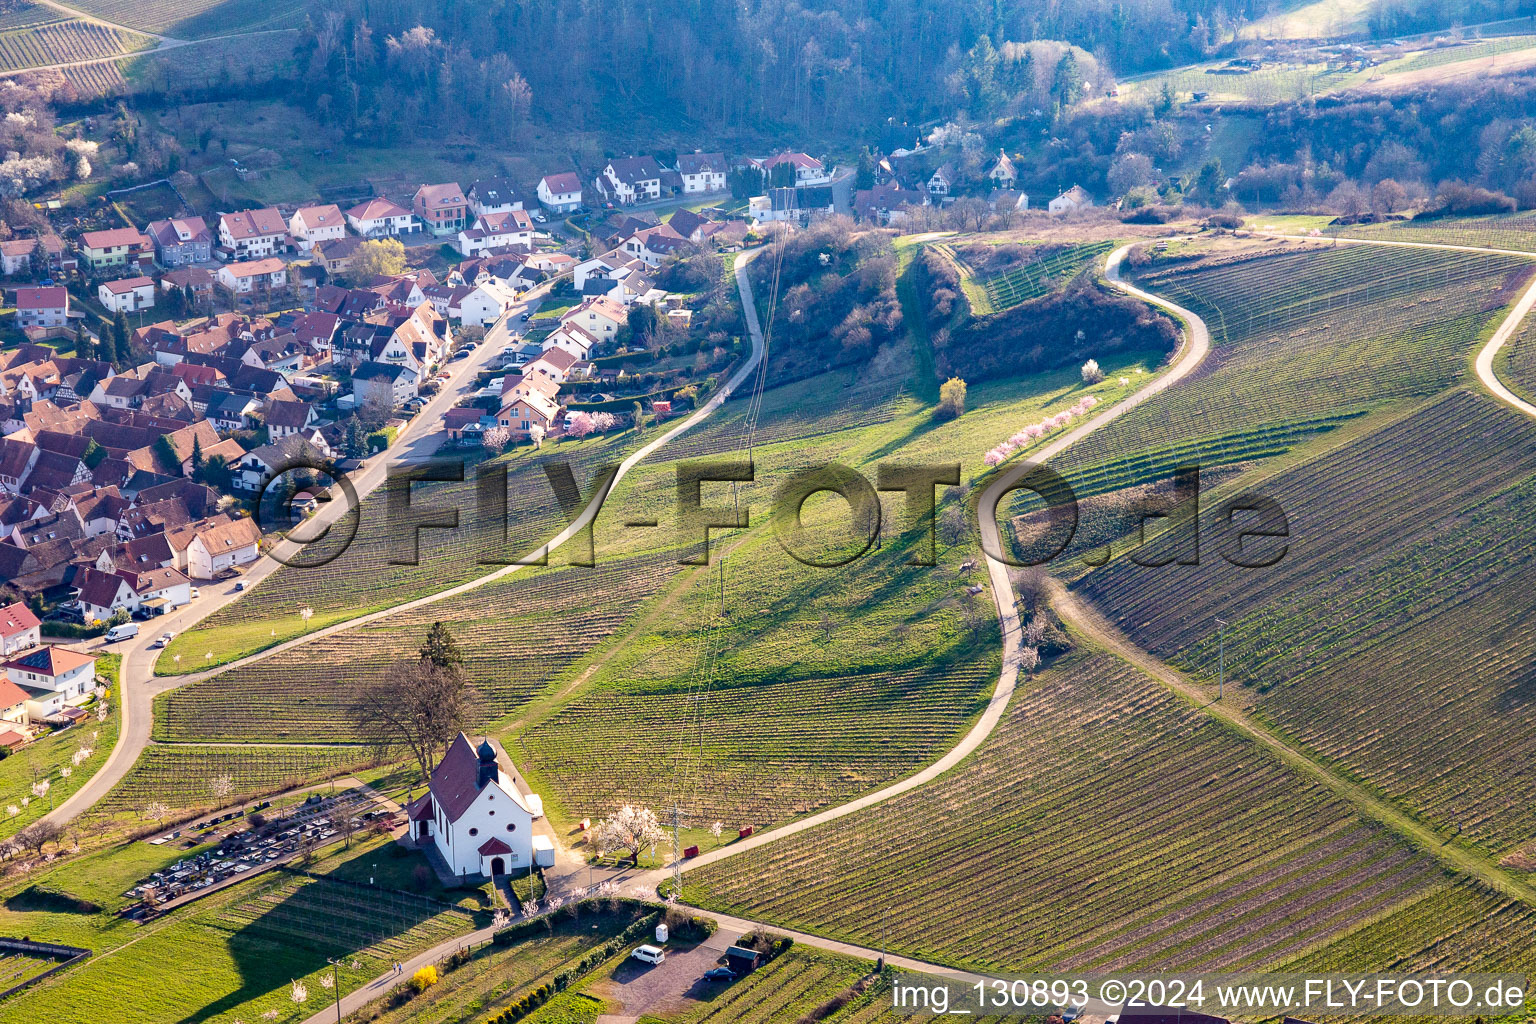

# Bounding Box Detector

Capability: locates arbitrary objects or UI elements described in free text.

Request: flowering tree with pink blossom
[592,411,618,431]
[564,411,594,437]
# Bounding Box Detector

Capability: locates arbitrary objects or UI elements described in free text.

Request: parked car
[703,966,734,981]
[631,945,665,965]
[104,623,139,643]
[451,349,472,361]
[190,587,200,599]
[152,632,175,648]
[233,581,248,592]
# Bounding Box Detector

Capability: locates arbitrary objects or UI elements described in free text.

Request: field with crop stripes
[0,858,484,1024]
[1338,210,1536,254]
[67,0,313,37]
[61,58,125,94]
[99,744,376,812]
[0,18,151,72]
[1497,307,1536,404]
[1050,239,1532,484]
[519,658,996,830]
[163,433,640,671]
[683,651,1441,973]
[158,547,683,743]
[0,2,57,30]
[1076,389,1536,853]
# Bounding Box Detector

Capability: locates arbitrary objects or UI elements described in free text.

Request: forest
[292,0,1315,143]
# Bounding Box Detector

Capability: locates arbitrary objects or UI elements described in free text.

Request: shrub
[935,377,967,420]
[411,965,438,993]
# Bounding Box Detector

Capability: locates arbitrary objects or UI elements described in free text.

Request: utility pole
[1215,617,1227,700]
[326,958,343,1024]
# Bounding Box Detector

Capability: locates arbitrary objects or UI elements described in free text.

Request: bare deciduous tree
[351,659,474,783]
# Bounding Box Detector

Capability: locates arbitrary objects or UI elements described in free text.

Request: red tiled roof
[541,172,582,194]
[15,286,66,309]
[220,208,287,240]
[0,679,29,710]
[347,197,411,221]
[0,601,40,637]
[79,227,150,250]
[102,277,154,294]
[477,836,512,856]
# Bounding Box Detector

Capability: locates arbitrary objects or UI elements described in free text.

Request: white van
[105,623,140,643]
[631,945,665,965]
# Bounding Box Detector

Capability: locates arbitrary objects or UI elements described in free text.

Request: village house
[405,734,548,880]
[0,239,33,276]
[218,259,288,297]
[542,322,600,361]
[456,209,534,257]
[537,173,583,213]
[98,277,156,313]
[346,197,416,237]
[0,602,40,656]
[758,151,832,185]
[351,361,417,410]
[160,267,217,304]
[467,178,532,217]
[13,286,69,330]
[458,281,519,325]
[5,645,96,722]
[414,183,469,236]
[78,227,154,273]
[677,152,728,193]
[288,205,348,250]
[183,516,261,578]
[927,162,955,196]
[1048,185,1094,214]
[146,217,214,267]
[312,236,363,276]
[988,150,1018,189]
[263,400,320,439]
[72,564,136,622]
[497,371,561,437]
[602,157,663,204]
[218,208,289,259]
[561,297,626,341]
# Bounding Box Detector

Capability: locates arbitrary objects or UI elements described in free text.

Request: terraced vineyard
[61,58,125,94]
[1076,389,1536,852]
[99,744,376,812]
[684,652,1442,973]
[1052,240,1532,480]
[158,548,684,743]
[974,240,1116,313]
[0,18,152,72]
[163,434,640,671]
[68,0,314,37]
